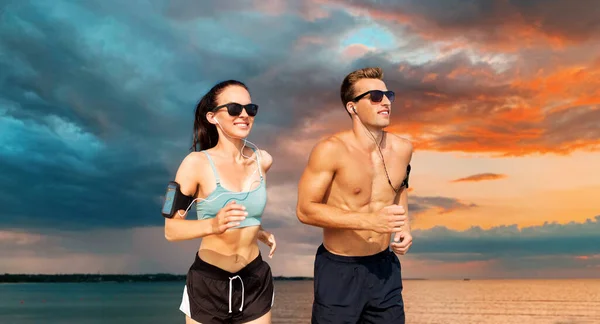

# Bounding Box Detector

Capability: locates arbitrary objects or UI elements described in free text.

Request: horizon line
[2,274,600,280]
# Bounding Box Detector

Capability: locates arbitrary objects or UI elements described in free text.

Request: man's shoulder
[387,132,413,155]
[309,133,348,161]
[314,133,347,152]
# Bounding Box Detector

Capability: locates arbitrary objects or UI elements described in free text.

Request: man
[296,67,413,323]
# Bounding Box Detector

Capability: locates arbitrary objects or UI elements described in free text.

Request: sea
[1,279,599,323]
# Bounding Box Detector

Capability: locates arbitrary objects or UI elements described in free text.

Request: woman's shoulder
[256,149,273,172]
[177,151,212,177]
[173,151,213,196]
[182,150,210,166]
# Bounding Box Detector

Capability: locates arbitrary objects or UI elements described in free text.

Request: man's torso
[322,130,412,256]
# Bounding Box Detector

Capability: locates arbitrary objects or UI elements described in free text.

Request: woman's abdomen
[197,225,261,273]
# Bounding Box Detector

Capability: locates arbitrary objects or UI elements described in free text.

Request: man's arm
[392,134,413,234]
[395,187,411,233]
[391,139,414,253]
[296,139,375,230]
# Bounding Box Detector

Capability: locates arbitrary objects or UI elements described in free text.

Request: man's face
[351,78,393,128]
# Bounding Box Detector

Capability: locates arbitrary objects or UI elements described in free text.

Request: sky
[1,0,599,279]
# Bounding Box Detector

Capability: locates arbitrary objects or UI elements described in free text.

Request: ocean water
[1,279,599,323]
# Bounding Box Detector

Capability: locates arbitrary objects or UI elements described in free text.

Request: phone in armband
[161,181,193,218]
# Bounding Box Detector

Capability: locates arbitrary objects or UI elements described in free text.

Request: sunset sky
[1,0,599,279]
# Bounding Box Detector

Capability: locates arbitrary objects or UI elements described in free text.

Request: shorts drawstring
[228,275,245,313]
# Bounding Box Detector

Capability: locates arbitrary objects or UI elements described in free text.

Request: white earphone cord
[177,119,262,217]
[352,105,399,194]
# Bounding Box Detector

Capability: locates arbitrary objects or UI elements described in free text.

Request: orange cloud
[386,60,600,156]
[451,173,507,183]
[512,65,600,115]
[259,1,600,159]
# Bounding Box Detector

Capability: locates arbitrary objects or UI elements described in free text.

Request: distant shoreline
[0,274,428,283]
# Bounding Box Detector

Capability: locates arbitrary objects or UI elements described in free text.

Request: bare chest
[333,149,407,206]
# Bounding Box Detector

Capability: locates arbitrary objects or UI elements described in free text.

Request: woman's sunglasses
[352,90,395,103]
[211,102,259,117]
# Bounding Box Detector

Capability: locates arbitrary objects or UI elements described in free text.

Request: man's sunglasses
[211,102,259,117]
[352,90,395,103]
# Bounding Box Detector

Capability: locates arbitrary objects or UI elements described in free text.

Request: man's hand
[258,230,277,258]
[391,231,413,255]
[370,204,407,234]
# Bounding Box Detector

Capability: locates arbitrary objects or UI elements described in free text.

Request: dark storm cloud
[0,0,361,230]
[506,0,600,43]
[1,0,599,234]
[331,0,600,45]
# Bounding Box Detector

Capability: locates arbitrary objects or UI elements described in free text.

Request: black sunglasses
[352,90,395,103]
[211,102,259,117]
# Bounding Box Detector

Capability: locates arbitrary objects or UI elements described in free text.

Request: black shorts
[311,244,405,324]
[180,252,274,324]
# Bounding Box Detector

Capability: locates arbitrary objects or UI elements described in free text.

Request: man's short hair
[340,67,384,113]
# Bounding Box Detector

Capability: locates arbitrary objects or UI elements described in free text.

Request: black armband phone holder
[400,164,411,189]
[161,181,194,218]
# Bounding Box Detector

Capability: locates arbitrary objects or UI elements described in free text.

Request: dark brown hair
[191,80,248,151]
[340,67,384,116]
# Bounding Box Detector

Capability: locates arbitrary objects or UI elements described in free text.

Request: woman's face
[210,85,255,139]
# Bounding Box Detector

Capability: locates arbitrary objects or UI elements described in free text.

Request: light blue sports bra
[195,148,267,228]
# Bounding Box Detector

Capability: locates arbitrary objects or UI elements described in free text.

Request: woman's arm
[257,149,276,257]
[257,225,277,258]
[164,153,208,241]
[164,153,246,241]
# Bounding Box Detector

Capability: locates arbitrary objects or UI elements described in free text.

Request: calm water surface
[1,279,599,323]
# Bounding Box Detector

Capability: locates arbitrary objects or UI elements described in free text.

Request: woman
[165,80,277,324]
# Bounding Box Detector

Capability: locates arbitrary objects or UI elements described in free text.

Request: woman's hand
[258,229,277,258]
[211,201,247,234]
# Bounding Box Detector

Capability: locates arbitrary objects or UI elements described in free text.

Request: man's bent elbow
[296,205,313,225]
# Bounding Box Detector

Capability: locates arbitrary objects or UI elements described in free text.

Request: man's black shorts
[180,252,274,324]
[311,244,405,324]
